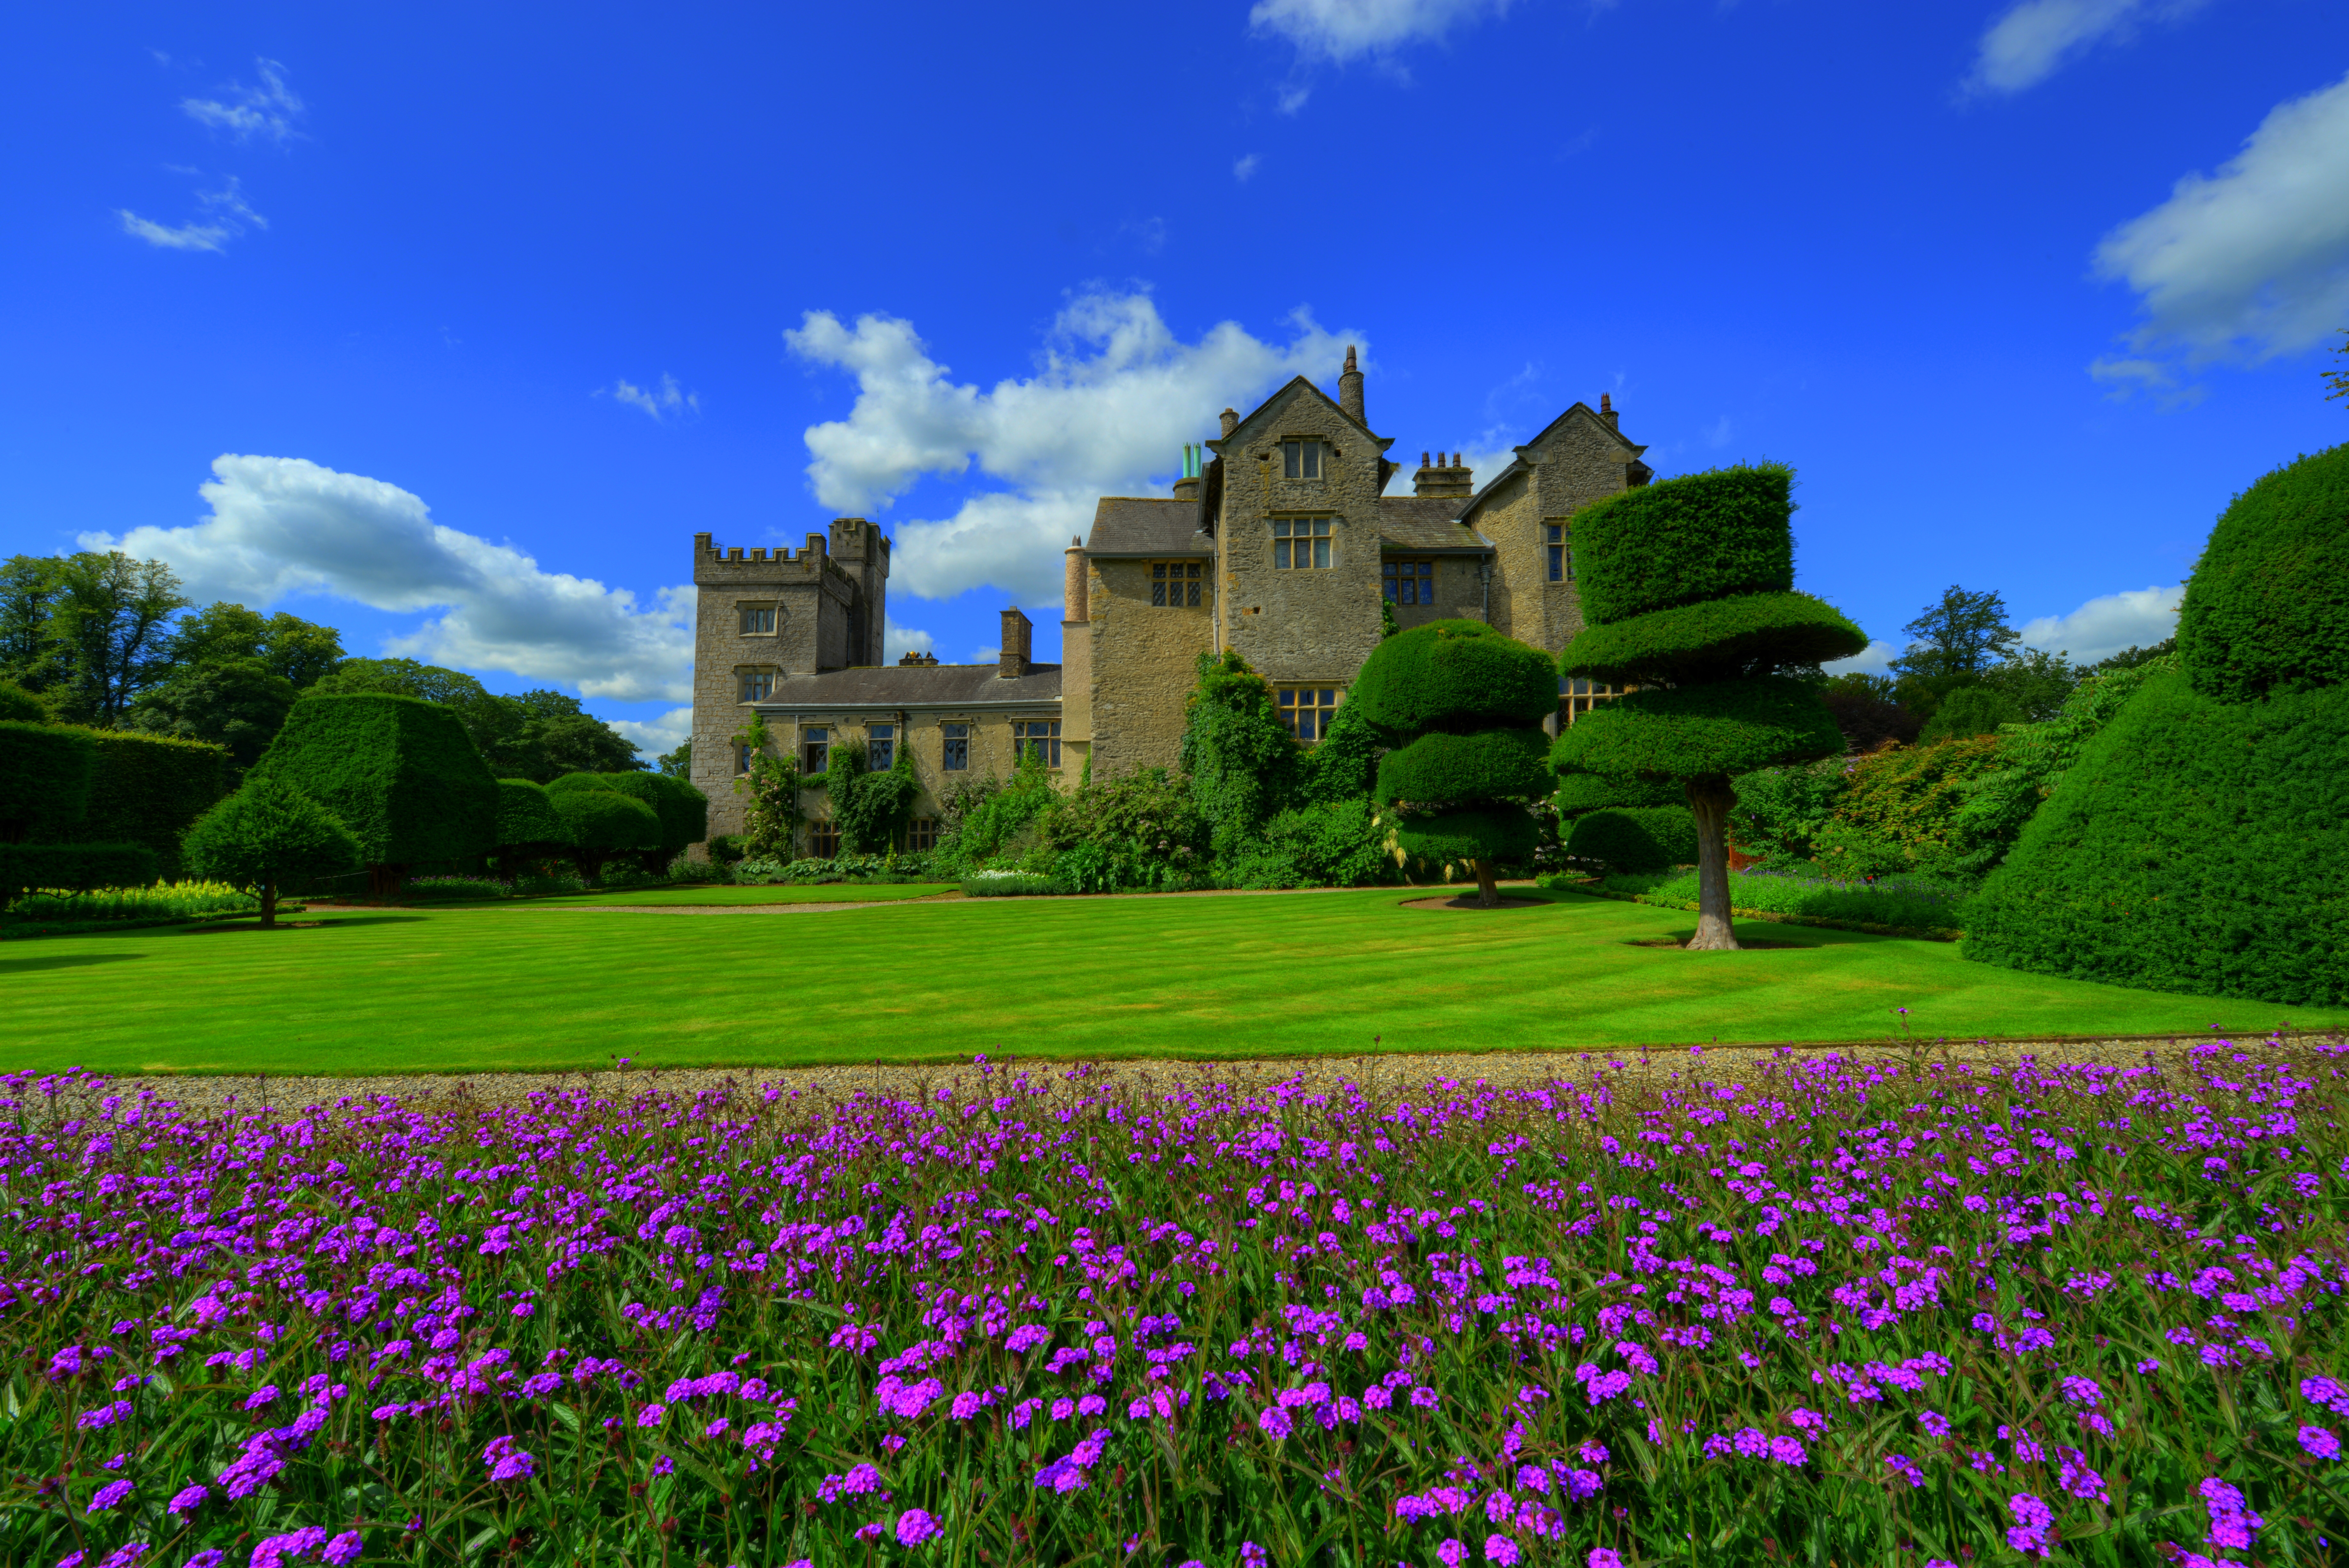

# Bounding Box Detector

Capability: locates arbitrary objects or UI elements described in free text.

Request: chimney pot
[1219,407,1238,437]
[1338,345,1365,425]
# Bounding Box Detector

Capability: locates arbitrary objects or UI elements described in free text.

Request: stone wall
[1485,405,1646,655]
[1085,557,1211,778]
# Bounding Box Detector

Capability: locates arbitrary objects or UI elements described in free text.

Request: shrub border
[1550,877,1962,942]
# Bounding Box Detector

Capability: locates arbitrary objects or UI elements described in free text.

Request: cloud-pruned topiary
[1352,619,1555,906]
[546,785,660,883]
[493,778,569,880]
[1552,464,1866,948]
[249,693,498,896]
[182,777,362,927]
[2176,442,2349,702]
[553,770,710,873]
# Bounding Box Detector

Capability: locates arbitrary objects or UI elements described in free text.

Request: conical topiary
[1550,464,1866,948]
[1349,619,1555,906]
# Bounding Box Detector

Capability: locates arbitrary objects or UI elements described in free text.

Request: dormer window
[1281,440,1326,479]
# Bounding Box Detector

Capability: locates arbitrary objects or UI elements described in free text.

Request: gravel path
[72,1030,2335,1118]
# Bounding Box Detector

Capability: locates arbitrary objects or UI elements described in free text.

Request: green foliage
[1345,620,1556,736]
[548,789,661,882]
[1293,697,1380,806]
[1553,769,1683,817]
[1224,799,1394,889]
[1946,655,2173,874]
[31,551,189,725]
[492,779,568,878]
[127,657,297,769]
[0,719,94,843]
[1599,866,1967,937]
[1552,675,1847,781]
[1035,767,1208,890]
[249,693,499,872]
[181,777,362,922]
[944,747,1057,865]
[656,738,691,777]
[1559,592,1865,686]
[314,658,644,781]
[1889,585,2021,679]
[1567,463,1797,625]
[2176,441,2349,701]
[1379,595,1400,640]
[0,842,158,908]
[1391,806,1541,866]
[67,729,231,879]
[1373,729,1549,807]
[5,880,261,925]
[311,656,488,708]
[962,871,1068,897]
[1178,650,1299,865]
[0,680,46,723]
[1963,669,2349,1005]
[1817,672,1918,752]
[1975,646,2081,722]
[829,734,917,855]
[598,770,711,868]
[706,833,749,865]
[1562,805,1699,871]
[728,712,803,861]
[1916,684,2019,745]
[1821,736,2009,878]
[1725,757,1849,864]
[164,601,345,688]
[2089,637,2176,672]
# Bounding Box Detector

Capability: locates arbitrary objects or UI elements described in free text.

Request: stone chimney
[1219,407,1238,438]
[998,608,1032,678]
[1338,345,1364,425]
[1063,537,1087,624]
[1600,393,1618,430]
[1413,450,1473,498]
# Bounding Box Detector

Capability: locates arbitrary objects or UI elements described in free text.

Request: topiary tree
[1551,464,1867,948]
[181,777,362,927]
[40,729,228,880]
[1554,768,1693,873]
[555,770,711,874]
[249,692,498,897]
[1350,619,1556,907]
[492,778,568,881]
[2176,443,2349,701]
[545,784,660,883]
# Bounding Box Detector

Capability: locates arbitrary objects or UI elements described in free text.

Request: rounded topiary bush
[549,789,660,883]
[493,778,568,878]
[1346,619,1556,736]
[1374,729,1550,807]
[1961,669,2348,1005]
[1563,806,1700,873]
[2177,442,2349,702]
[1391,808,1541,869]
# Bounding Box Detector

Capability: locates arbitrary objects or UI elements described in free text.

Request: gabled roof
[1204,375,1394,455]
[1458,402,1648,524]
[1377,496,1491,554]
[1086,496,1211,557]
[754,662,1063,711]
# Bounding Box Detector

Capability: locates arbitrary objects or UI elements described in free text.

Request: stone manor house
[690,350,1652,851]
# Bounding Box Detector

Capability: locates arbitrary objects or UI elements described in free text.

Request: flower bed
[3,1043,2344,1567]
[5,882,261,924]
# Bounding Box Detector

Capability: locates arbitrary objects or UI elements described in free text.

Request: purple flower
[1577,1440,1609,1464]
[97,1546,148,1568]
[1438,1541,1466,1567]
[186,1555,225,1568]
[482,1435,536,1482]
[87,1479,133,1514]
[1484,1535,1521,1564]
[950,1391,982,1420]
[1589,1552,1624,1568]
[1769,1436,1806,1467]
[2005,1493,2053,1558]
[1259,1405,1293,1440]
[636,1403,666,1428]
[896,1509,943,1547]
[323,1533,364,1566]
[167,1483,209,1515]
[1240,1545,1269,1568]
[2300,1425,2341,1460]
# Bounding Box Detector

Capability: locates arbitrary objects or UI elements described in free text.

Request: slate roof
[1086,497,1210,556]
[1377,496,1491,553]
[754,663,1063,711]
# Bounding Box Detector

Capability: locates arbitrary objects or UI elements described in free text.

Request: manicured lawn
[3,886,2338,1076]
[457,881,962,909]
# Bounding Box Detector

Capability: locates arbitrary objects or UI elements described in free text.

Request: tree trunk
[259,879,277,929]
[1472,858,1500,908]
[1683,775,1740,951]
[366,862,407,900]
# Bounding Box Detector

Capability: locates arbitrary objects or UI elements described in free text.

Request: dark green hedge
[0,721,94,843]
[1553,769,1683,816]
[1374,729,1550,807]
[1392,807,1540,867]
[602,771,708,852]
[1347,620,1557,737]
[1569,464,1796,626]
[0,682,45,724]
[550,789,659,852]
[0,842,158,904]
[495,778,567,849]
[76,729,228,878]
[2176,442,2349,702]
[1559,592,1865,686]
[1551,675,1846,781]
[1563,806,1699,872]
[251,693,498,868]
[1962,669,2348,1006]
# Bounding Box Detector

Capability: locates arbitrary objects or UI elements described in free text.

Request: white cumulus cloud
[81,455,694,703]
[607,708,693,757]
[602,374,699,422]
[884,619,935,663]
[1965,0,2208,96]
[784,291,1361,604]
[1249,0,1514,64]
[1823,640,1898,677]
[2092,69,2349,363]
[2020,583,2183,663]
[118,176,266,253]
[182,59,304,144]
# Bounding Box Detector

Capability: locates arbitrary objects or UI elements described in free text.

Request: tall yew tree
[1552,464,1866,949]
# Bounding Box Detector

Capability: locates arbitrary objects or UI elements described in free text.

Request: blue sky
[4,0,2346,754]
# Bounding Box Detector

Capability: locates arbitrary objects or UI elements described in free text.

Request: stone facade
[687,353,1648,840]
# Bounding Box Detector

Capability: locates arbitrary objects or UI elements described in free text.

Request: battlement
[692,531,837,584]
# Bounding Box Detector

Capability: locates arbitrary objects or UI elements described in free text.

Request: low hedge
[0,842,159,905]
[1962,669,2349,1006]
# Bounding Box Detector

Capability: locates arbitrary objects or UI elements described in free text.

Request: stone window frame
[1271,515,1336,570]
[737,666,778,702]
[1545,521,1573,583]
[903,816,940,853]
[1279,438,1328,480]
[800,725,830,775]
[1560,677,1633,726]
[1150,559,1206,607]
[734,742,757,776]
[868,723,896,771]
[1276,684,1343,743]
[738,602,778,636]
[940,722,970,772]
[1382,557,1436,605]
[1012,718,1062,769]
[808,821,842,859]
